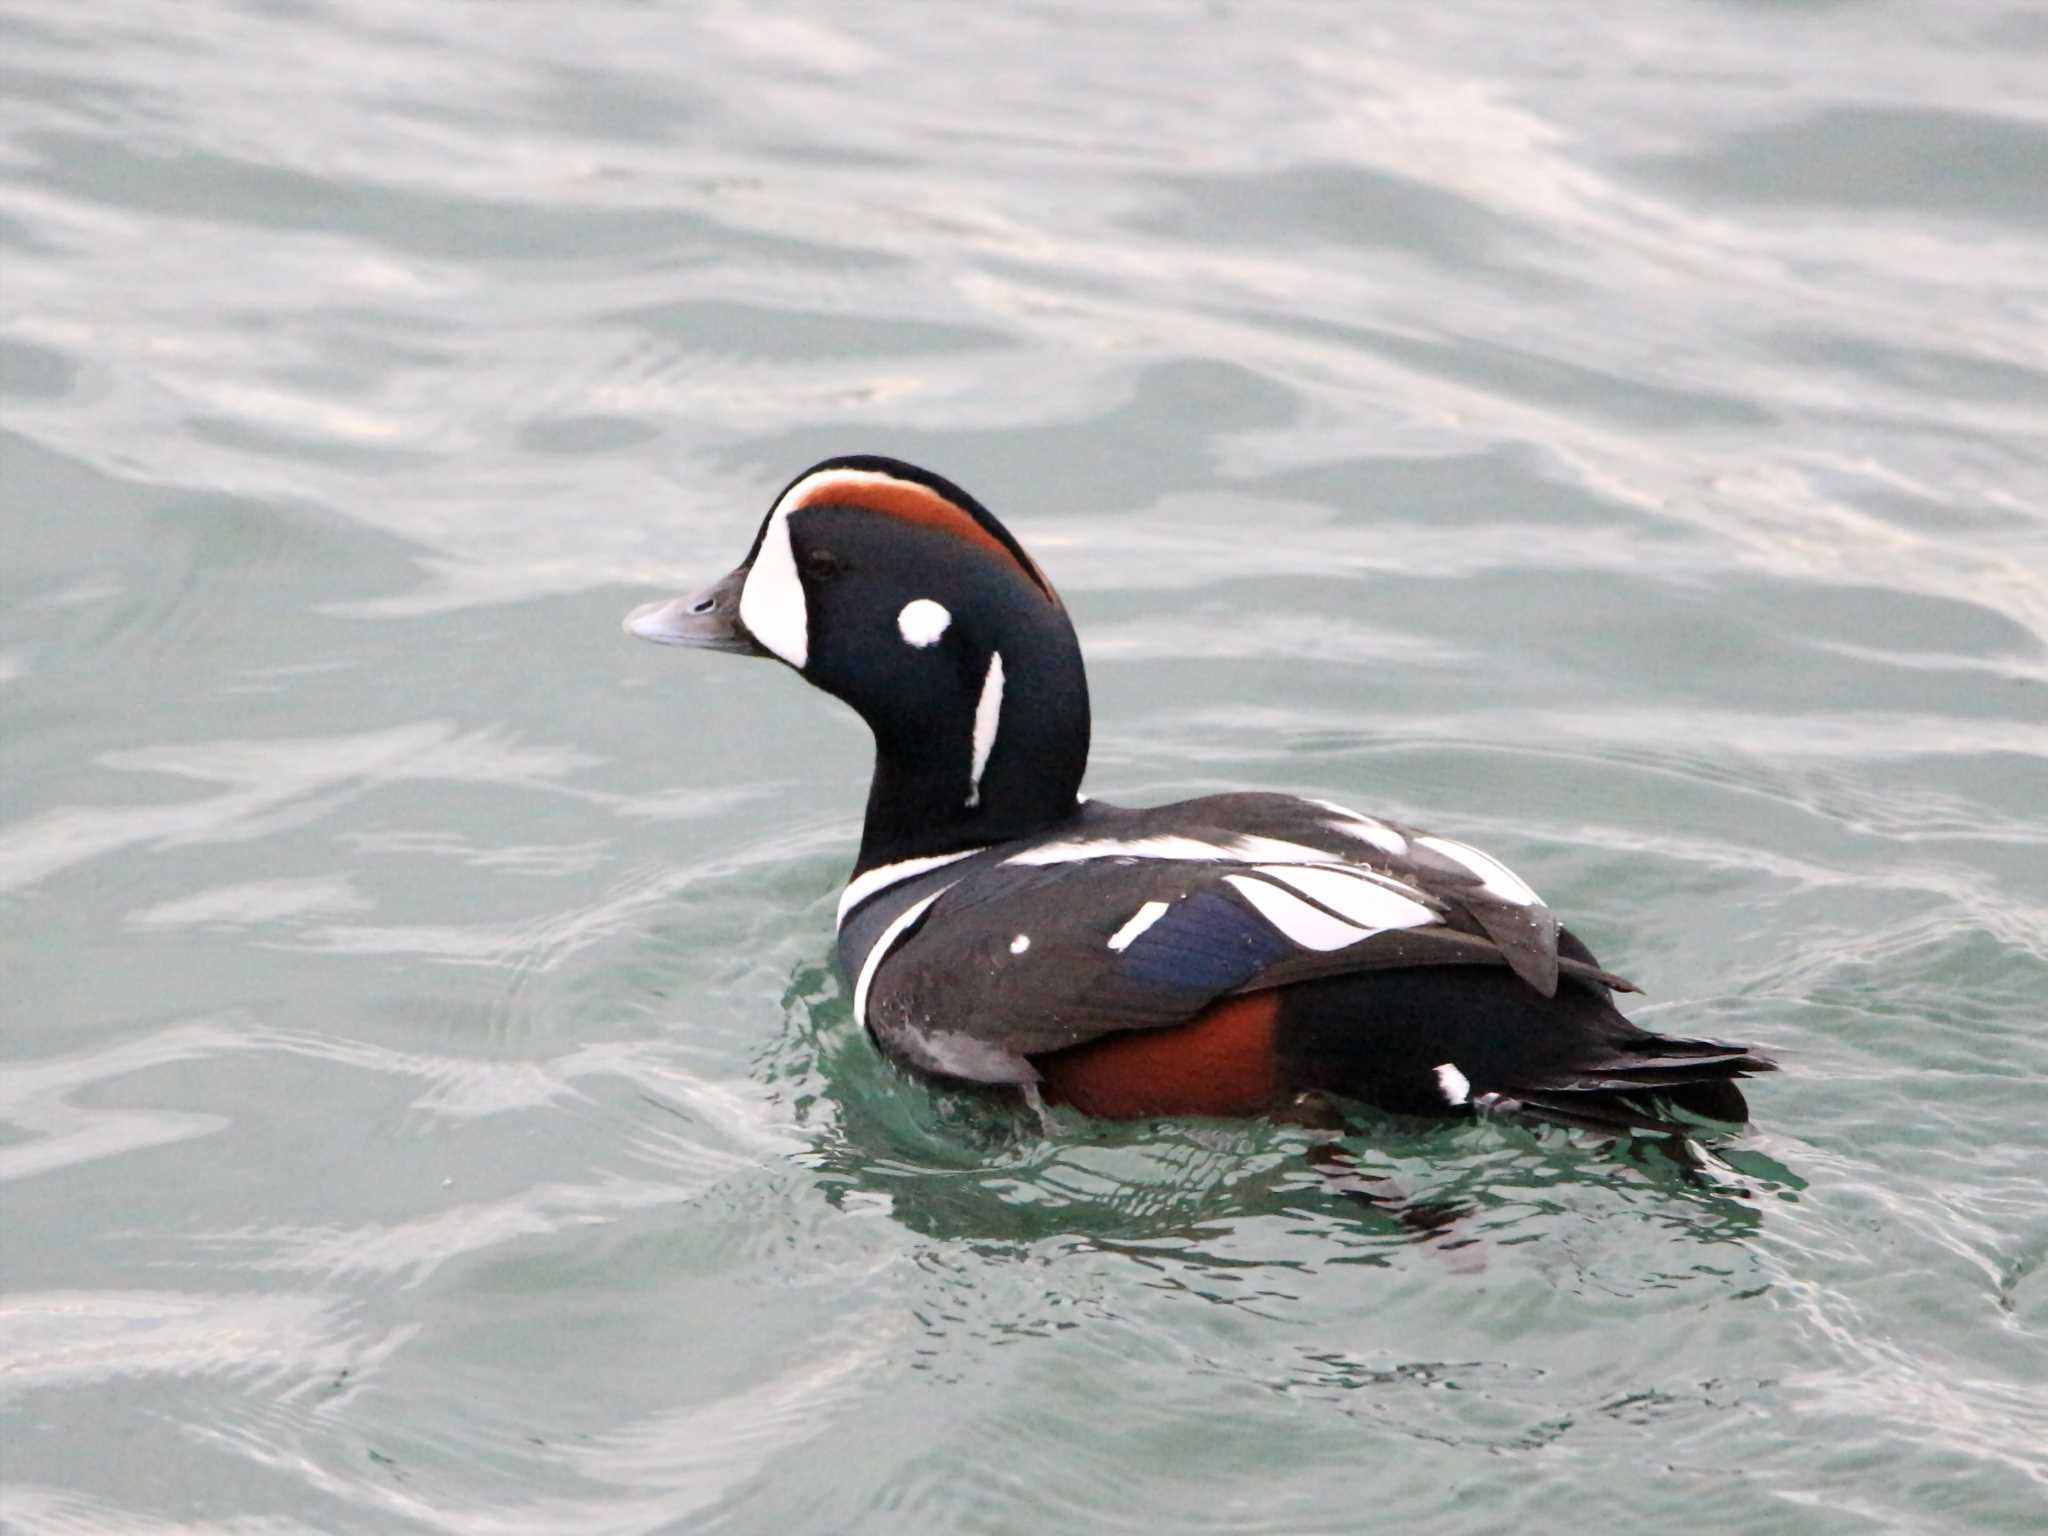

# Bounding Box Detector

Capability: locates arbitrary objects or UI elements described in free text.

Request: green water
[4,2,2046,1531]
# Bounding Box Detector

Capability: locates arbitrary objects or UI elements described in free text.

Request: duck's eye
[804,548,842,580]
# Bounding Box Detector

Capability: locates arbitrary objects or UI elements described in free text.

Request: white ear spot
[965,650,1004,807]
[1009,934,1031,955]
[897,598,952,648]
[1434,1062,1471,1105]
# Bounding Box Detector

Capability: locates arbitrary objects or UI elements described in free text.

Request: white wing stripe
[1251,864,1438,931]
[1107,900,1171,952]
[1308,799,1410,855]
[1416,835,1543,906]
[1224,875,1377,952]
[1006,832,1337,867]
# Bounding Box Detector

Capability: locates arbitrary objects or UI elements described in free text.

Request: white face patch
[836,848,984,929]
[741,467,926,671]
[1416,835,1543,907]
[897,598,952,648]
[737,503,809,669]
[1434,1062,1471,1106]
[1009,934,1030,955]
[1224,873,1376,952]
[852,885,953,1026]
[966,650,1004,807]
[1107,900,1171,952]
[1250,864,1438,930]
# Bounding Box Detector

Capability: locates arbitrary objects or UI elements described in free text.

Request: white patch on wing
[966,650,1004,807]
[1309,799,1409,856]
[1252,864,1438,931]
[897,597,952,648]
[1416,835,1543,906]
[1227,834,1346,864]
[1005,832,1336,868]
[737,503,808,669]
[1434,1062,1471,1105]
[1009,934,1030,955]
[1224,874,1376,952]
[1106,900,1171,952]
[852,885,954,1027]
[837,848,983,929]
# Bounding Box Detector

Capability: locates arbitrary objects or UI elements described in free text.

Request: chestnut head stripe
[787,468,1059,603]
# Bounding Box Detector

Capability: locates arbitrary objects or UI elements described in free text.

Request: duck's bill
[622,565,765,654]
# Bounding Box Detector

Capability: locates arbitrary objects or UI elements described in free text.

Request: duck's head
[625,455,1091,867]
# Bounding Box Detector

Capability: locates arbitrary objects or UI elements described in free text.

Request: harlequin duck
[625,455,1774,1131]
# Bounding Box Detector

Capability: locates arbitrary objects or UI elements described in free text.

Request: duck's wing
[858,794,1637,1086]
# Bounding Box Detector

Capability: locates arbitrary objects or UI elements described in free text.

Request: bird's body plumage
[626,456,1774,1129]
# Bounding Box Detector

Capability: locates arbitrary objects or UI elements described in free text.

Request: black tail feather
[1276,965,1777,1133]
[1515,1034,1775,1131]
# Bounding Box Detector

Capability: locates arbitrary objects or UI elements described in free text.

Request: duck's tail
[1496,1029,1777,1136]
[1276,966,1777,1136]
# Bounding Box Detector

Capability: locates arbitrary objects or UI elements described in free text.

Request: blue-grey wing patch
[1109,887,1292,992]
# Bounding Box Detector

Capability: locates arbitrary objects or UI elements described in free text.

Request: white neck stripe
[966,650,1004,807]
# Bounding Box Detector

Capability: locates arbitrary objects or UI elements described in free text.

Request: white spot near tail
[897,598,952,648]
[1434,1062,1471,1105]
[1106,900,1170,952]
[1009,933,1031,955]
[966,650,1004,807]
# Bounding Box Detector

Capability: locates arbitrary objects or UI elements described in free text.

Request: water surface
[4,2,2046,1532]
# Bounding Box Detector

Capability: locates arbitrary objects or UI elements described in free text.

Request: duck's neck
[853,635,1091,871]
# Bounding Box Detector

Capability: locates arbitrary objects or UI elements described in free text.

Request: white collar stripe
[852,886,952,1027]
[836,848,984,929]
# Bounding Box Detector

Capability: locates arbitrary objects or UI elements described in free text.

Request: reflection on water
[4,0,2047,1531]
